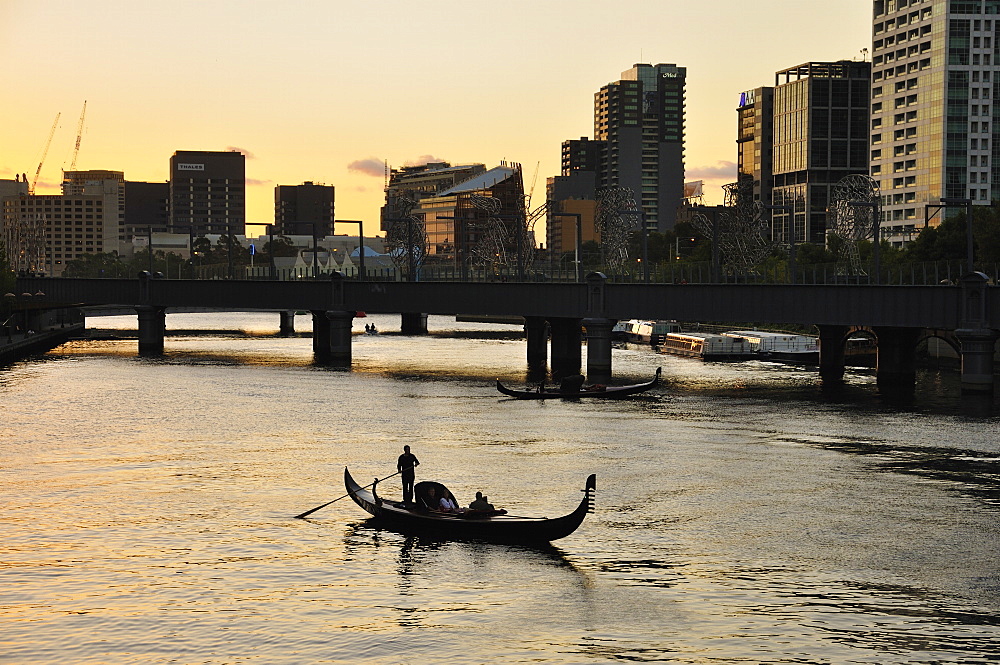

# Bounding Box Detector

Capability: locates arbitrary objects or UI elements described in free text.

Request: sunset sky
[1,1,871,237]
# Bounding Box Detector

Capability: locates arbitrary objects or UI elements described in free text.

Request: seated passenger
[468,491,494,512]
[421,486,439,510]
[439,490,462,513]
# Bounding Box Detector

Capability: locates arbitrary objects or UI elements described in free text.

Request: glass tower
[871,0,1000,244]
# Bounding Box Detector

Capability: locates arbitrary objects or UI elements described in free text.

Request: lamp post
[848,200,881,284]
[764,203,796,285]
[225,224,235,280]
[621,208,649,282]
[937,198,974,270]
[147,226,154,275]
[335,219,365,279]
[186,225,197,278]
[267,224,276,280]
[554,213,582,282]
[308,222,319,279]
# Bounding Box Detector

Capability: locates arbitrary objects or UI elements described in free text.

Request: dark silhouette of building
[595,63,687,232]
[124,181,169,241]
[381,162,486,233]
[274,181,335,236]
[168,150,245,235]
[737,61,871,244]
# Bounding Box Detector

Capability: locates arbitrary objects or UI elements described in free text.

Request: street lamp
[848,200,881,284]
[621,208,649,283]
[553,213,583,282]
[335,219,365,279]
[928,198,974,270]
[764,203,796,285]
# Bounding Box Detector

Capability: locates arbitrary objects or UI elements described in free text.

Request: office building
[871,0,1000,243]
[275,182,335,236]
[410,164,525,267]
[124,181,170,241]
[62,170,126,250]
[2,192,111,275]
[594,63,686,231]
[770,61,872,244]
[735,87,776,209]
[545,172,599,257]
[381,162,486,233]
[168,150,245,235]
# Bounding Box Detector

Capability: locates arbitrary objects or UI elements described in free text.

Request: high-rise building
[62,170,126,250]
[736,87,775,209]
[124,181,170,241]
[772,61,872,244]
[736,61,871,244]
[871,0,1000,243]
[561,137,604,176]
[274,181,335,236]
[168,150,245,235]
[594,63,686,231]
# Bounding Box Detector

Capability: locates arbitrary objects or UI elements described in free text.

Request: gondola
[344,467,596,544]
[496,367,661,400]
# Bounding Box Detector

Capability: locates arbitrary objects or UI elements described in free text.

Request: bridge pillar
[955,329,998,394]
[524,316,549,367]
[956,272,996,394]
[312,310,354,364]
[279,310,296,336]
[872,326,920,396]
[583,317,614,384]
[136,306,166,356]
[401,312,428,335]
[549,317,582,379]
[817,325,850,383]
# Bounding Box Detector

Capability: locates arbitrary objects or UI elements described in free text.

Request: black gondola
[344,467,596,544]
[496,367,661,400]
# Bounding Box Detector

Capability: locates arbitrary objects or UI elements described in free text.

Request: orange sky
[1,1,872,237]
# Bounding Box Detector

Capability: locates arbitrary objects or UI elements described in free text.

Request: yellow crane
[69,101,87,172]
[30,112,60,195]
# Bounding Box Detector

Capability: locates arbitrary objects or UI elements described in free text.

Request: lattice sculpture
[468,187,534,277]
[384,196,427,277]
[690,178,773,275]
[2,213,47,275]
[595,186,637,274]
[828,174,880,275]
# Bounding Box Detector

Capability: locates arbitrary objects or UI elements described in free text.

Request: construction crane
[69,101,87,172]
[30,112,61,195]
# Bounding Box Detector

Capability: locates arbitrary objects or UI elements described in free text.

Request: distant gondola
[344,467,596,544]
[496,367,661,400]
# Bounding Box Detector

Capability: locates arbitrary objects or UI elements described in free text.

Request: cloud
[403,154,448,167]
[686,161,737,180]
[245,178,271,186]
[226,146,255,159]
[348,158,385,178]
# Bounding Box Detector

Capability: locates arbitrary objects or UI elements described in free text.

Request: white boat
[722,330,819,364]
[618,319,682,345]
[656,332,755,360]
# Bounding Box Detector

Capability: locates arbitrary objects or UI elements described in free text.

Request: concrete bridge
[14,272,1000,394]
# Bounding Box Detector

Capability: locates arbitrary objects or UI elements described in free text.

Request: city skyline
[1,1,871,237]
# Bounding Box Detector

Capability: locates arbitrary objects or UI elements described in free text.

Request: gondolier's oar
[293,466,412,519]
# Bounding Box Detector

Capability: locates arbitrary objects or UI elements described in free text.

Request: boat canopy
[414,481,455,510]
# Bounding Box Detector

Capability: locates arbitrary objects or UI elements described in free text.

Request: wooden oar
[293,466,411,519]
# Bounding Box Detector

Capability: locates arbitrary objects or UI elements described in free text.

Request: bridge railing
[64,259,1000,287]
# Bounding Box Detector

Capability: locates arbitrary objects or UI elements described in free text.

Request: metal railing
[53,258,999,287]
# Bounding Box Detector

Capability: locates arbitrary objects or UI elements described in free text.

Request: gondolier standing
[397,445,420,505]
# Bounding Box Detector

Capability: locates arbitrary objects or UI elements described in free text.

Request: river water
[2,313,999,664]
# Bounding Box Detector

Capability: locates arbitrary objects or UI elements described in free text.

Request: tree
[0,240,15,294]
[63,252,130,277]
[262,236,299,258]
